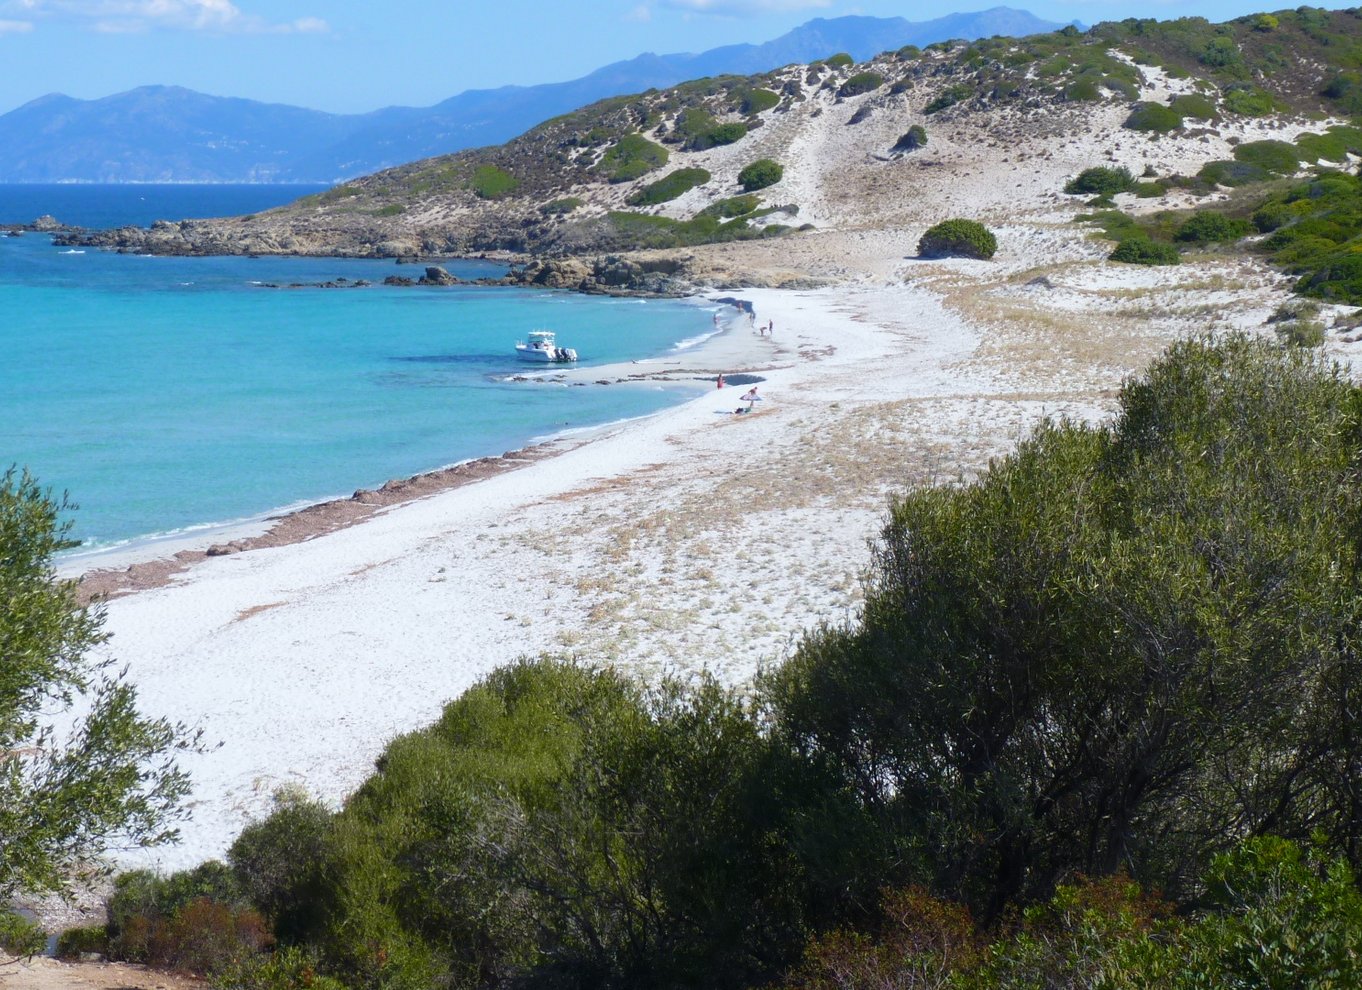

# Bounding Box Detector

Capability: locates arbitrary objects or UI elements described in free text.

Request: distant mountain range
[0,7,1070,184]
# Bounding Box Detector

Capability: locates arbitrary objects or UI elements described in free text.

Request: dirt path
[0,957,202,990]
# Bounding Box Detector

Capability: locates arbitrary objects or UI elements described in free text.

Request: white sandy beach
[80,223,1305,872]
[67,52,1362,870]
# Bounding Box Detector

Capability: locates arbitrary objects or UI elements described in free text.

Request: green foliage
[695,121,747,150]
[925,84,974,114]
[1124,101,1183,132]
[1222,83,1276,116]
[893,124,928,152]
[739,88,779,114]
[697,194,760,219]
[738,159,783,192]
[1276,318,1327,348]
[1173,211,1252,243]
[1170,92,1216,119]
[1252,13,1279,31]
[1198,158,1270,187]
[0,911,46,960]
[1296,125,1362,163]
[1199,35,1243,71]
[55,924,108,959]
[106,863,271,974]
[1234,138,1302,175]
[763,335,1362,913]
[212,945,348,990]
[596,133,669,183]
[825,53,853,68]
[370,203,405,217]
[0,468,191,903]
[1133,181,1166,198]
[918,218,998,260]
[626,167,711,206]
[1064,166,1136,196]
[838,71,884,97]
[539,197,583,215]
[467,164,519,200]
[604,210,790,250]
[227,788,331,944]
[776,838,1362,990]
[1252,171,1362,303]
[305,659,856,989]
[1110,237,1181,264]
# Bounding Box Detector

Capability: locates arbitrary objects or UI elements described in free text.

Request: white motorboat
[515,330,578,363]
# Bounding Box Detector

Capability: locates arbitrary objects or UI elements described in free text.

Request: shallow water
[0,205,715,552]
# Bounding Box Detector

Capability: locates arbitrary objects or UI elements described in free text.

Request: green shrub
[106,861,271,973]
[540,197,583,215]
[1199,35,1243,71]
[1234,139,1302,175]
[1134,181,1166,198]
[681,115,748,151]
[897,44,921,59]
[1252,12,1279,30]
[626,167,711,206]
[838,72,884,97]
[228,788,331,945]
[763,334,1362,911]
[918,218,998,260]
[1276,319,1327,347]
[1064,77,1101,101]
[468,164,519,200]
[1110,238,1180,264]
[1124,102,1183,132]
[212,945,348,990]
[1064,166,1136,196]
[0,911,46,959]
[1198,159,1270,187]
[825,52,853,68]
[1222,83,1275,116]
[1170,93,1216,120]
[925,84,973,114]
[55,924,108,959]
[697,194,760,219]
[740,88,779,114]
[893,125,928,152]
[1174,212,1252,243]
[597,133,669,183]
[738,159,783,192]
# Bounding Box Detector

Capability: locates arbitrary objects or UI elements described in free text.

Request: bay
[0,187,716,554]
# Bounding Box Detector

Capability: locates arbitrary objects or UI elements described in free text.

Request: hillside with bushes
[55,5,1362,285]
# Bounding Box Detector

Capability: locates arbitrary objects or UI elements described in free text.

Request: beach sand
[65,71,1362,871]
[68,217,1311,873]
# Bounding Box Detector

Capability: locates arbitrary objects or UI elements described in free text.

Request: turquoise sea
[0,186,716,554]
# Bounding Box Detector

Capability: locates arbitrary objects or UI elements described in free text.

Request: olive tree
[0,468,192,903]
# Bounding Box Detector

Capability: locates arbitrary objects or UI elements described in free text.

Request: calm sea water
[0,186,716,553]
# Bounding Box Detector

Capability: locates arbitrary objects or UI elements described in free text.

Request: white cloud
[2,0,328,33]
[0,17,33,31]
[625,3,652,21]
[661,0,831,12]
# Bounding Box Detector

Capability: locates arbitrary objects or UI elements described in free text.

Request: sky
[0,0,1356,116]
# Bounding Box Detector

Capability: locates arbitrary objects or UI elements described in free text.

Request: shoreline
[67,302,781,601]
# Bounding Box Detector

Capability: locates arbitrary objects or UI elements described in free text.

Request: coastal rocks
[504,255,695,297]
[31,215,63,232]
[419,265,460,286]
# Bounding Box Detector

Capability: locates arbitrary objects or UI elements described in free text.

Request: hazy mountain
[0,7,1068,183]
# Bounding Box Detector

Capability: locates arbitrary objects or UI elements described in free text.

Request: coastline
[65,300,777,601]
[75,217,1306,873]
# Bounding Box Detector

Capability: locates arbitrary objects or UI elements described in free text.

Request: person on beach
[713,313,720,327]
[742,385,759,413]
[716,373,725,389]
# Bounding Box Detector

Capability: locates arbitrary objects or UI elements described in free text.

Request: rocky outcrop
[505,256,696,297]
